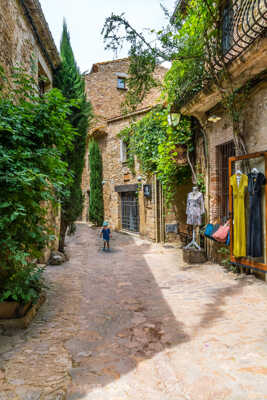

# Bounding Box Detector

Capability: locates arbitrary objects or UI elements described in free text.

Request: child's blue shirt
[102,228,110,241]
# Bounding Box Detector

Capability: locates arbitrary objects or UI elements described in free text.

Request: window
[117,77,126,90]
[120,140,129,163]
[222,1,234,54]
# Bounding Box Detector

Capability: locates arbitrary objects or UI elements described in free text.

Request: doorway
[121,192,139,232]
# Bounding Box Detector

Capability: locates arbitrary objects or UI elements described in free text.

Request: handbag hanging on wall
[204,223,220,241]
[212,221,230,243]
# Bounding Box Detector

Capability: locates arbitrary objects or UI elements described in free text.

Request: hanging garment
[186,192,205,226]
[230,174,248,258]
[247,172,266,258]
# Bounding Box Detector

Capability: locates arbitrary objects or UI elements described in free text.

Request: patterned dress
[186,192,205,226]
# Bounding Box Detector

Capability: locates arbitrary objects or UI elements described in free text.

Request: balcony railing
[217,0,267,68]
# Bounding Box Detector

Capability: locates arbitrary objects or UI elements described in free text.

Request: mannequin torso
[186,187,205,226]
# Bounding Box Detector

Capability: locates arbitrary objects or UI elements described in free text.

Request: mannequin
[185,186,205,250]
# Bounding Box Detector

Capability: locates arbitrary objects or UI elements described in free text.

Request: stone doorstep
[119,230,140,238]
[0,293,46,330]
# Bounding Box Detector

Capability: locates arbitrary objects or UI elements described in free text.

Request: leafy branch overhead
[119,106,193,204]
[102,0,249,155]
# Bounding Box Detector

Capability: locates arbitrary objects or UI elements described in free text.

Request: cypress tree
[54,20,92,251]
[89,141,104,226]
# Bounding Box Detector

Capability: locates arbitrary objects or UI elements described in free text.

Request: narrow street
[1,223,267,400]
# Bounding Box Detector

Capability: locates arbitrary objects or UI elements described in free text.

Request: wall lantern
[168,113,181,127]
[143,184,152,198]
[208,115,222,123]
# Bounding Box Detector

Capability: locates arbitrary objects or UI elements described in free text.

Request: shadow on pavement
[0,223,248,399]
[64,225,247,399]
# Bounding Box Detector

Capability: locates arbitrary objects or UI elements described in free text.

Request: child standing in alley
[100,221,112,251]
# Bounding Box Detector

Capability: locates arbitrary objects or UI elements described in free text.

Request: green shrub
[89,140,104,226]
[0,66,76,301]
[0,264,46,304]
[54,21,93,251]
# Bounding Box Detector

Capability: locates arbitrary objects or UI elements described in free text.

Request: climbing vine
[0,67,76,303]
[119,106,193,204]
[102,0,251,156]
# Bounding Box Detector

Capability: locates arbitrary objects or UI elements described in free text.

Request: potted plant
[0,263,46,320]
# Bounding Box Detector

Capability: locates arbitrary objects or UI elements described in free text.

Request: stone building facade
[180,1,267,263]
[82,58,169,241]
[0,0,61,260]
[0,0,60,88]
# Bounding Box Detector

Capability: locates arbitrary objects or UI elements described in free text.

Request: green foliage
[196,169,206,193]
[54,21,93,250]
[0,67,76,301]
[0,264,46,304]
[102,1,249,155]
[89,141,104,226]
[119,106,193,204]
[217,246,240,273]
[102,1,219,111]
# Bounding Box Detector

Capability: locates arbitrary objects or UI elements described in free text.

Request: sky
[39,0,176,73]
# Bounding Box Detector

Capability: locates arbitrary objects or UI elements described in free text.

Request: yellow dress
[230,174,248,258]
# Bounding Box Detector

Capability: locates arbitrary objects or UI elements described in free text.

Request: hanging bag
[212,221,230,243]
[204,223,220,241]
[204,223,214,238]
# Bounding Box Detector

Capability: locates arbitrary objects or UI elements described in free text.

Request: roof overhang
[19,0,61,70]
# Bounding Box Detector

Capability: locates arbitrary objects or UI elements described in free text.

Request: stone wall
[195,82,267,261]
[82,58,167,241]
[84,113,158,241]
[0,0,60,85]
[85,58,166,121]
[0,0,61,261]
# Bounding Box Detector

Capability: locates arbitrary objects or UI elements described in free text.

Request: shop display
[186,187,205,226]
[228,151,267,272]
[185,187,205,250]
[204,223,220,241]
[230,172,248,258]
[212,220,230,242]
[247,170,266,257]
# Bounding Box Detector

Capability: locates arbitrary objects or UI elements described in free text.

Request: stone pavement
[1,223,267,400]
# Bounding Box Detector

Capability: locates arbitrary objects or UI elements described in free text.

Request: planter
[0,301,32,320]
[0,302,19,319]
[0,293,46,329]
[183,248,207,264]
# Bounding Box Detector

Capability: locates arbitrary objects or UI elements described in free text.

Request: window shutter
[120,140,127,162]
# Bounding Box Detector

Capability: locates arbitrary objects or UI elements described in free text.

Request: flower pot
[0,301,32,319]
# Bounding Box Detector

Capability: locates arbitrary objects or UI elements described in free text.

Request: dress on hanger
[186,192,204,226]
[247,172,266,257]
[230,174,248,258]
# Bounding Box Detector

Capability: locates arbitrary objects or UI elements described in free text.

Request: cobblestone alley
[1,223,267,400]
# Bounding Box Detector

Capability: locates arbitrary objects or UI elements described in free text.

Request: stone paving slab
[0,224,267,399]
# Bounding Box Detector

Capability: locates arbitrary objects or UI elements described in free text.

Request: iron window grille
[217,0,267,68]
